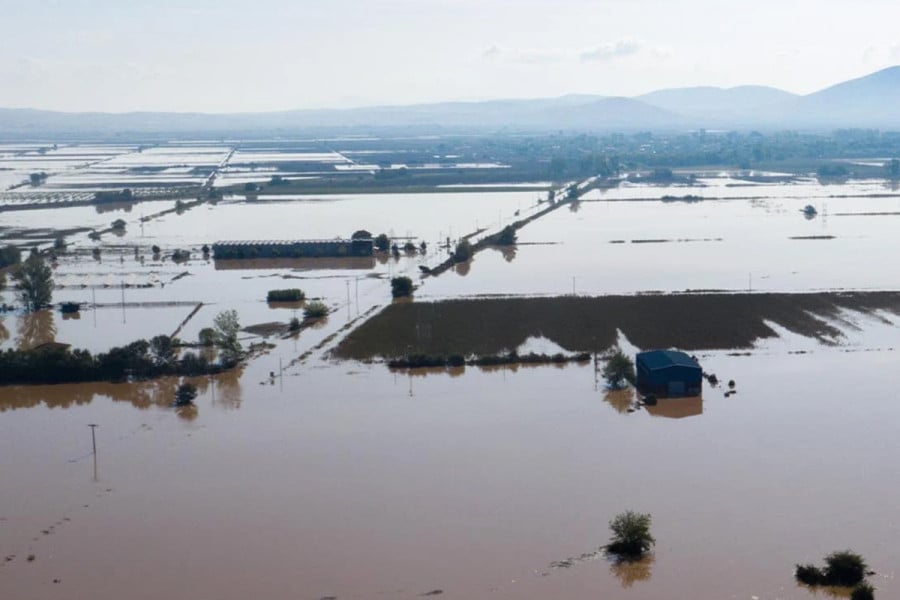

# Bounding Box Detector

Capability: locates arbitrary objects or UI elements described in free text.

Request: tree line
[0,334,235,386]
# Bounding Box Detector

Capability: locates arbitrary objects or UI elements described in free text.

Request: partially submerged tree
[198,327,217,347]
[453,239,473,262]
[12,252,54,311]
[497,225,517,245]
[174,382,198,407]
[0,245,22,269]
[391,276,414,298]
[602,350,635,389]
[303,301,328,319]
[213,309,242,365]
[374,233,390,252]
[607,511,655,559]
[851,582,875,600]
[795,550,869,588]
[149,334,176,367]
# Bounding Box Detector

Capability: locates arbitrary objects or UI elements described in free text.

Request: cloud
[482,39,655,66]
[481,44,567,64]
[579,40,641,62]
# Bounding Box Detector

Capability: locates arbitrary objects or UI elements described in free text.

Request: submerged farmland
[2,137,900,600]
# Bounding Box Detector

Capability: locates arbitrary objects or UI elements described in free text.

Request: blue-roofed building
[635,350,702,397]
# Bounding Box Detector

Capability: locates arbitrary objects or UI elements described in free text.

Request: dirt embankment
[334,292,900,360]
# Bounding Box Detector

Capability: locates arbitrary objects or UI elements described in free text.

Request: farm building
[212,238,373,260]
[635,350,702,397]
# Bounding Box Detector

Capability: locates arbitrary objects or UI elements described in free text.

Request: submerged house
[635,350,702,398]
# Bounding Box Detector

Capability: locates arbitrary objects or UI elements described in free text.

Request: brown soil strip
[334,292,900,359]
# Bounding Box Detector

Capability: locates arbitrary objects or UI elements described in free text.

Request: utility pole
[88,423,98,455]
[88,423,99,481]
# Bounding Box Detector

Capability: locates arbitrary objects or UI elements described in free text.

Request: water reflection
[176,403,198,421]
[797,583,853,598]
[490,244,517,263]
[210,367,243,410]
[644,395,703,419]
[214,257,376,271]
[94,201,136,214]
[0,372,242,413]
[609,554,654,588]
[16,309,57,350]
[603,387,636,414]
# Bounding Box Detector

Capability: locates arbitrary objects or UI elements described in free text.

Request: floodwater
[3,172,900,599]
[2,339,899,599]
[422,179,900,298]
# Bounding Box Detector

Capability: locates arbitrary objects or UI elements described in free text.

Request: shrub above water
[303,301,328,319]
[851,582,875,600]
[795,550,869,588]
[267,288,305,302]
[606,511,655,559]
[391,276,413,298]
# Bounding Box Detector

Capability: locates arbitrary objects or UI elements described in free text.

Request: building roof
[636,350,699,371]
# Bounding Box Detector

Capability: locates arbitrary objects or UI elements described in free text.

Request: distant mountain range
[2,66,899,137]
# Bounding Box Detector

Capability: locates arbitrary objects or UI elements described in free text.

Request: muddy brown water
[3,177,900,598]
[2,344,899,600]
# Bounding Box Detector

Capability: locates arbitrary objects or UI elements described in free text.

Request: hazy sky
[2,0,899,113]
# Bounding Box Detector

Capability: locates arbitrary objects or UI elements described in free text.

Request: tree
[607,511,655,558]
[453,239,473,263]
[497,225,517,245]
[602,350,635,389]
[391,276,414,298]
[823,550,868,587]
[851,582,875,600]
[795,550,869,588]
[0,245,21,269]
[12,252,54,311]
[174,383,198,406]
[351,229,372,240]
[374,233,390,252]
[198,327,217,347]
[111,219,127,231]
[303,301,328,319]
[149,334,175,367]
[213,310,242,365]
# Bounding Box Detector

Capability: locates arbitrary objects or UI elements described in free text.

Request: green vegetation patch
[267,288,306,302]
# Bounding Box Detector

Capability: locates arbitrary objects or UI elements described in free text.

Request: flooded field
[423,178,900,298]
[3,344,900,600]
[2,150,900,599]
